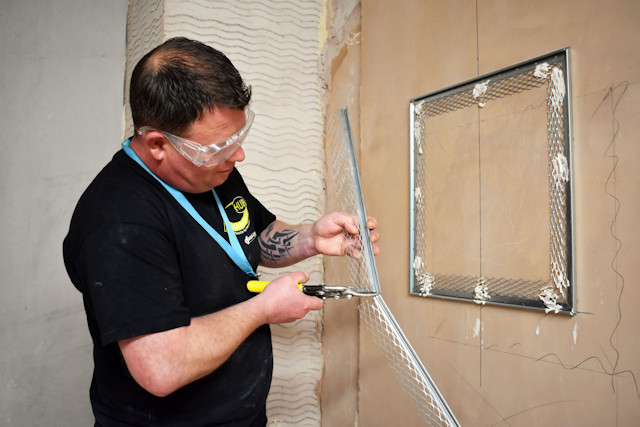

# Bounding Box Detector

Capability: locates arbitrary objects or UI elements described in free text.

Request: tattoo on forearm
[259,224,299,263]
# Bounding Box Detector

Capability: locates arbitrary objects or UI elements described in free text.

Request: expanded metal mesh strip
[360,297,458,426]
[414,273,550,306]
[546,68,571,299]
[416,67,550,118]
[326,109,380,293]
[326,109,459,426]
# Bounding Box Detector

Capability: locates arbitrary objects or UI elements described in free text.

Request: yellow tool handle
[247,280,303,293]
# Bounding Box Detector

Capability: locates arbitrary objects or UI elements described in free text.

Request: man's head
[130,37,251,135]
[129,38,253,193]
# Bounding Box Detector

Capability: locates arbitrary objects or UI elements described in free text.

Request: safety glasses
[137,108,254,167]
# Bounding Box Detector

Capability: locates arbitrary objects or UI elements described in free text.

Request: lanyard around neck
[122,139,257,278]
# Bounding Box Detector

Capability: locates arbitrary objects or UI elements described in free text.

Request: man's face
[162,107,248,193]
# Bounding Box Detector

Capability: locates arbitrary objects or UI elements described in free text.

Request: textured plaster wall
[355,0,640,425]
[0,0,128,425]
[125,0,164,137]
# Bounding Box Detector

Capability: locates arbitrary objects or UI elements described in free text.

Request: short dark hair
[130,37,251,134]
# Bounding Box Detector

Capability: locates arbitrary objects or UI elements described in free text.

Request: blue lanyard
[122,139,257,277]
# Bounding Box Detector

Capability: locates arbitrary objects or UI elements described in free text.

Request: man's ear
[139,130,168,162]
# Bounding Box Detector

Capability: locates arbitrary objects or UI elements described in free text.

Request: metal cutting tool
[247,280,379,300]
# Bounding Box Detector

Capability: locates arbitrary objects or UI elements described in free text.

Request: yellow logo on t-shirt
[226,196,250,234]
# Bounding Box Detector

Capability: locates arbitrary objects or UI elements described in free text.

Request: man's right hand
[253,271,324,324]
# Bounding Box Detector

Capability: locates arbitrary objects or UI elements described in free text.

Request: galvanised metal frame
[409,49,575,314]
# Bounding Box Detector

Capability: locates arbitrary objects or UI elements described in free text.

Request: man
[63,37,379,426]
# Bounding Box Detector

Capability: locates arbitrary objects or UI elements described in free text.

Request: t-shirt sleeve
[78,222,191,346]
[249,194,276,234]
[229,168,276,233]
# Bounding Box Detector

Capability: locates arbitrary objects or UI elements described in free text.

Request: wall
[354,0,640,425]
[0,0,128,425]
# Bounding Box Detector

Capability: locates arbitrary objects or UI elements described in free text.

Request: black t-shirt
[63,148,276,426]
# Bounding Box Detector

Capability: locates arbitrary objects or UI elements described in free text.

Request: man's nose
[230,145,246,162]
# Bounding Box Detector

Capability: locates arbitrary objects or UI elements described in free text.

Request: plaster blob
[473,277,490,305]
[473,318,481,338]
[413,255,424,273]
[418,272,435,296]
[550,67,566,109]
[472,80,490,107]
[539,286,563,314]
[552,153,570,189]
[534,62,551,79]
[414,186,423,207]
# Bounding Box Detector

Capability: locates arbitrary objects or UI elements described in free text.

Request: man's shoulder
[72,150,171,226]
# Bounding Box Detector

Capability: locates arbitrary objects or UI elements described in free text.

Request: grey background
[1,0,128,424]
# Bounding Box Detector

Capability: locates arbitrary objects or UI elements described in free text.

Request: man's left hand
[311,211,380,258]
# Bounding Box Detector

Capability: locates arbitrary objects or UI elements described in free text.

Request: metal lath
[326,110,379,292]
[418,68,548,118]
[326,109,459,426]
[359,297,459,426]
[409,49,574,314]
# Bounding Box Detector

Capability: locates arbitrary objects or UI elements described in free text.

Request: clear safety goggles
[137,108,254,167]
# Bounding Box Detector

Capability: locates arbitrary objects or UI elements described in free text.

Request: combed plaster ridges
[124,0,164,135]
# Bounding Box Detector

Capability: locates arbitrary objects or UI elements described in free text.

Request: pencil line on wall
[474,0,484,389]
[538,82,638,399]
[601,81,628,395]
